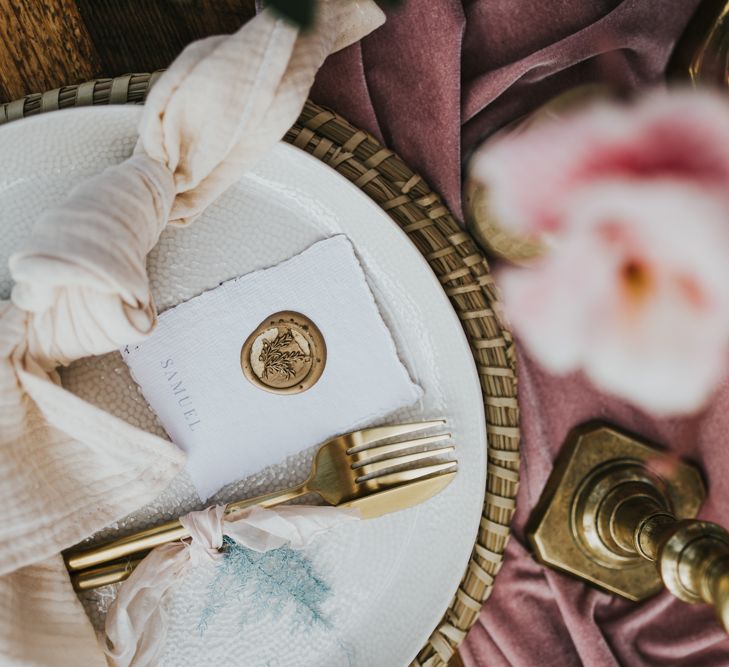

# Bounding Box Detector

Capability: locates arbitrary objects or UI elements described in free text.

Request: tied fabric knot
[8,155,174,366]
[180,505,226,566]
[104,504,359,667]
[0,2,384,665]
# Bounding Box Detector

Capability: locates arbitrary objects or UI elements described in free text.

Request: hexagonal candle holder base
[527,423,705,601]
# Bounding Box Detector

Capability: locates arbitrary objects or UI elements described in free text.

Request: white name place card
[123,235,422,499]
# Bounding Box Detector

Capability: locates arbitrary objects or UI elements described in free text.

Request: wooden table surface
[0,0,256,103]
[0,3,469,664]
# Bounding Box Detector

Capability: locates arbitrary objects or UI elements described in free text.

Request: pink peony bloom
[475,91,729,415]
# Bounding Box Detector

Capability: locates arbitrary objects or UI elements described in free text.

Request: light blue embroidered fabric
[198,537,332,635]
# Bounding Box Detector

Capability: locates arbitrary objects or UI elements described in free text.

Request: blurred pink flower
[473,91,729,415]
[474,90,729,239]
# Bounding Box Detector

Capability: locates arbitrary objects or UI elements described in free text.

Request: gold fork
[66,420,456,588]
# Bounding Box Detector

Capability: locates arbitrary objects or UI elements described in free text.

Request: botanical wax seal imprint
[241,311,326,394]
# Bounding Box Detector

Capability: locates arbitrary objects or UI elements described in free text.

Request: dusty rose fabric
[314,0,702,218]
[314,1,729,664]
[460,353,729,667]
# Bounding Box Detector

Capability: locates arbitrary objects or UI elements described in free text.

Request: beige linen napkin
[0,304,181,667]
[0,2,384,665]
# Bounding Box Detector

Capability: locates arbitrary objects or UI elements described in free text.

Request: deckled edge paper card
[122,235,422,499]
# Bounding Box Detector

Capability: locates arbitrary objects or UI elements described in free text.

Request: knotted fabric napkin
[0,2,384,665]
[104,504,358,667]
[9,0,384,364]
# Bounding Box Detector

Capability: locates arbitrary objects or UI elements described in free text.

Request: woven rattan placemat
[1,75,520,667]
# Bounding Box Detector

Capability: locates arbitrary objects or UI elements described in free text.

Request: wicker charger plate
[1,75,520,667]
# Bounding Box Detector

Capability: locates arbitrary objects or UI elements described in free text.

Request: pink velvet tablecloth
[313,1,729,665]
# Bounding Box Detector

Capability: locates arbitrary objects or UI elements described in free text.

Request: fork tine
[352,433,452,462]
[370,460,458,487]
[356,446,455,477]
[349,419,447,451]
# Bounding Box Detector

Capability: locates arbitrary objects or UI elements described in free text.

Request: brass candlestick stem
[670,0,729,88]
[528,424,729,633]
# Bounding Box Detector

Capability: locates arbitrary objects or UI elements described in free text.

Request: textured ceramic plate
[0,106,487,667]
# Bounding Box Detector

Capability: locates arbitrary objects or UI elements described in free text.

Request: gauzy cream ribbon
[105,505,358,667]
[0,2,384,666]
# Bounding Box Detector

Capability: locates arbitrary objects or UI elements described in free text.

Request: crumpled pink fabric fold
[0,2,384,666]
[104,505,359,667]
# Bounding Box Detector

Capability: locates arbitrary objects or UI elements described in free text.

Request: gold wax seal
[241,311,326,395]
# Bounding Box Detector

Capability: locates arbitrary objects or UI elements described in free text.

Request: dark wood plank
[0,0,256,103]
[75,0,256,78]
[0,0,101,101]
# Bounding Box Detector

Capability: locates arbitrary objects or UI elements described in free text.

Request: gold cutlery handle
[73,557,146,590]
[65,481,310,573]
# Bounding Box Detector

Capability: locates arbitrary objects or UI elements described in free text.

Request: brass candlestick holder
[528,423,729,632]
[670,0,729,89]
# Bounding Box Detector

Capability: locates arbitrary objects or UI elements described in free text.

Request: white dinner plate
[0,106,486,667]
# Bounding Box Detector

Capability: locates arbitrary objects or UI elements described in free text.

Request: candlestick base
[527,423,705,600]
